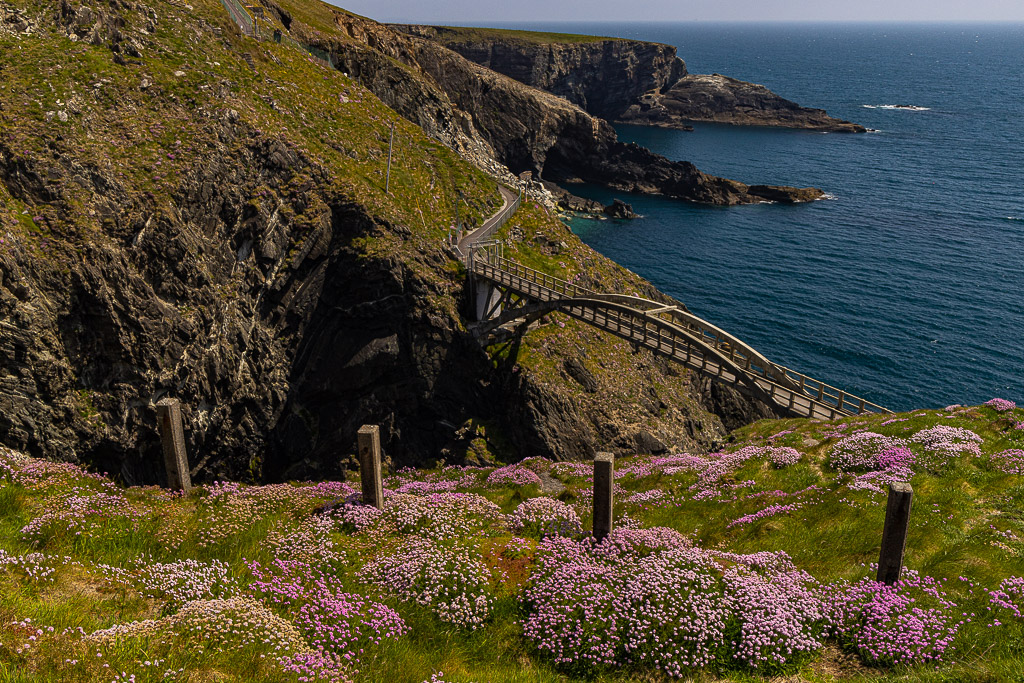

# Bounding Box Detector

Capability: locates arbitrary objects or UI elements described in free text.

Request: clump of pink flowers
[829,433,908,472]
[383,492,504,540]
[989,449,1024,475]
[521,534,827,676]
[723,564,824,670]
[911,425,984,463]
[985,398,1017,412]
[293,593,408,665]
[988,577,1024,619]
[486,464,542,487]
[837,445,913,493]
[336,503,382,533]
[824,569,960,666]
[508,497,582,538]
[767,446,801,468]
[362,538,495,629]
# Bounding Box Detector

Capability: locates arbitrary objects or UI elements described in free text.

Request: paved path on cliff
[457,185,520,255]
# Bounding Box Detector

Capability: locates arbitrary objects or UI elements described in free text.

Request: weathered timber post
[877,482,913,585]
[357,424,383,509]
[593,452,614,542]
[156,398,191,493]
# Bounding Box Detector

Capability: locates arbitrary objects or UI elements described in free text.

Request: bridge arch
[468,246,891,420]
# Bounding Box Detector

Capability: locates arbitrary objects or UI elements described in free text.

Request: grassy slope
[0,0,501,297]
[1,403,1023,682]
[402,25,620,45]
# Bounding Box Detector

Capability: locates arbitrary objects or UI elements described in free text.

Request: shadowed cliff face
[301,12,823,204]
[0,123,492,482]
[391,25,688,120]
[396,25,864,134]
[0,0,776,483]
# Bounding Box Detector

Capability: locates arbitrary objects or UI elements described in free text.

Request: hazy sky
[334,0,1024,24]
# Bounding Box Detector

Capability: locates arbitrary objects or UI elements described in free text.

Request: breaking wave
[862,104,931,111]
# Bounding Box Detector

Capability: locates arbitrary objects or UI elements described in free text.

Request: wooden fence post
[593,452,614,542]
[357,425,383,509]
[877,482,913,585]
[156,398,191,493]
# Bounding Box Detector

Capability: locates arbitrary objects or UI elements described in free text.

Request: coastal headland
[392,23,866,133]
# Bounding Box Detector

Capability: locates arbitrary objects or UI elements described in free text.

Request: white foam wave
[862,104,931,111]
[1006,216,1024,222]
[817,193,838,201]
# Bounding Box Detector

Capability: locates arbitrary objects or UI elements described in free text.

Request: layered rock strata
[397,25,864,133]
[300,12,823,203]
[619,74,866,132]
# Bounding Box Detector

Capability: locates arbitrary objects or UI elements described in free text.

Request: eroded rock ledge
[619,74,866,133]
[394,25,863,134]
[308,14,823,204]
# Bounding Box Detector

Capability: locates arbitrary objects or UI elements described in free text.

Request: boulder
[603,199,637,219]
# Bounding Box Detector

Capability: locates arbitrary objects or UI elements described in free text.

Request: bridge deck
[470,251,890,420]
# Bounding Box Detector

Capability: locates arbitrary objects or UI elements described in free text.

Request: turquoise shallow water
[488,21,1024,410]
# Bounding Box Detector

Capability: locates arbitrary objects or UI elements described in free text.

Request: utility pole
[385,121,395,195]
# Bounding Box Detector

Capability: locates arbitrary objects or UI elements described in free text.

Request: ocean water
[490,21,1024,411]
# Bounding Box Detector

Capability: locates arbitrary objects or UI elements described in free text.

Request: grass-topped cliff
[396,23,865,133]
[391,25,621,45]
[1,0,762,483]
[1,401,1023,681]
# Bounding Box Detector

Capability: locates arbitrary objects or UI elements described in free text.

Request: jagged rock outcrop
[541,181,604,214]
[296,11,823,204]
[392,25,686,121]
[397,25,863,134]
[603,199,637,219]
[619,73,866,132]
[0,0,779,485]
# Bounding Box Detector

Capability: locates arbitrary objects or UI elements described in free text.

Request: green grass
[1,404,1023,681]
[413,25,621,45]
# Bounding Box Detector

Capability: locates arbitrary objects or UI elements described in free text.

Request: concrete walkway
[457,185,519,254]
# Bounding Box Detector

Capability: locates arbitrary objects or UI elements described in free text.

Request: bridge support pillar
[469,277,503,322]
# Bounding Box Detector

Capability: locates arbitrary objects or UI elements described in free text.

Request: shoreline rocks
[394,26,864,134]
[618,74,866,133]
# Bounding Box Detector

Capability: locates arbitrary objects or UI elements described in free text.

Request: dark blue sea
[490,21,1024,411]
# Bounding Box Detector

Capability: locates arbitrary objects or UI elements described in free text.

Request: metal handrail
[471,251,891,418]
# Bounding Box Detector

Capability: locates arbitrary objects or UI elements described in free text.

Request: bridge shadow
[488,322,530,376]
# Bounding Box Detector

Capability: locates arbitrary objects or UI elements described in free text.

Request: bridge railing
[471,251,891,417]
[484,254,590,300]
[773,366,890,415]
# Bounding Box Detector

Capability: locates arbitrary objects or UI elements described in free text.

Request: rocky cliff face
[398,25,864,134]
[304,12,822,204]
[0,0,775,484]
[619,73,867,133]
[392,25,687,120]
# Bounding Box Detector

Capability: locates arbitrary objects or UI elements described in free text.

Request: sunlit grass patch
[2,401,1024,680]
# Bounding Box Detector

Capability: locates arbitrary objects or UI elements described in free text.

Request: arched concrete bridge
[465,239,891,421]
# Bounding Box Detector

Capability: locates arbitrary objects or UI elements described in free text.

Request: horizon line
[413,18,1024,25]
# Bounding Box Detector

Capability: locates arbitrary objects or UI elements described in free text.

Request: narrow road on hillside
[457,185,519,254]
